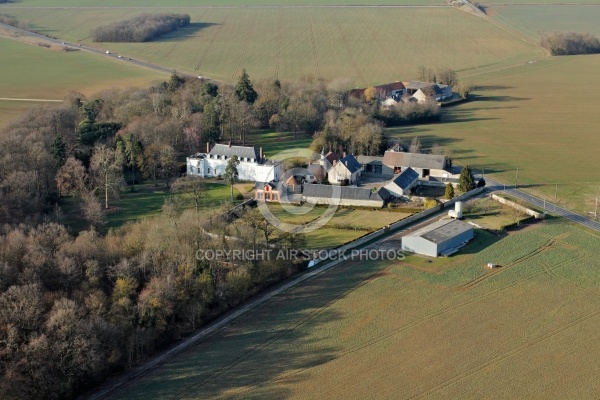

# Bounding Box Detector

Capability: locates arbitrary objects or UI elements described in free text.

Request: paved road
[484,176,600,232]
[0,22,191,79]
[0,97,62,102]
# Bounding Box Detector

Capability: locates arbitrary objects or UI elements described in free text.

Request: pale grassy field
[1,0,446,6]
[2,7,539,85]
[0,36,165,129]
[111,219,600,399]
[490,5,600,40]
[387,55,600,214]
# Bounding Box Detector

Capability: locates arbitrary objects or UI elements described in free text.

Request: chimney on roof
[345,161,348,167]
[260,147,263,161]
[206,142,210,153]
[228,141,232,148]
[343,151,347,158]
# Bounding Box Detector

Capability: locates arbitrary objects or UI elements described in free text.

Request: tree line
[541,31,600,56]
[0,14,30,31]
[91,13,191,43]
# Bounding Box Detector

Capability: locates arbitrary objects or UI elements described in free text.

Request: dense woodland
[91,13,191,42]
[541,31,600,56]
[0,70,453,399]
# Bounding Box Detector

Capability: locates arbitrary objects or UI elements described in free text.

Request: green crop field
[0,36,165,129]
[0,37,164,99]
[1,0,446,6]
[1,6,539,85]
[110,219,600,399]
[387,55,600,214]
[490,5,600,40]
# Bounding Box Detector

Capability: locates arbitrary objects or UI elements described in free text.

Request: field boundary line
[0,97,62,102]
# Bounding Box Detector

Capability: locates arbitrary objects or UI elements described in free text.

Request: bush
[541,31,600,55]
[91,13,191,42]
[235,193,245,201]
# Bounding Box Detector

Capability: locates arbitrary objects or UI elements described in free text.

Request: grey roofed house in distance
[382,151,447,170]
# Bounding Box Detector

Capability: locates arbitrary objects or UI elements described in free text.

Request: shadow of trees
[114,259,388,399]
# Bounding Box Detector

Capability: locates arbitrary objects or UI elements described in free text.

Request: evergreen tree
[235,69,258,104]
[51,134,66,168]
[224,155,240,204]
[445,183,455,200]
[458,165,476,192]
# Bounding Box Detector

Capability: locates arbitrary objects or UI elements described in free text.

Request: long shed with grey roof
[402,219,474,257]
[302,184,387,207]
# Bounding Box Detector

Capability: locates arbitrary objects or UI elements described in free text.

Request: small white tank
[455,201,464,219]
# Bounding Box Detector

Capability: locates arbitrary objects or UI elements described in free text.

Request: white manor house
[187,143,283,183]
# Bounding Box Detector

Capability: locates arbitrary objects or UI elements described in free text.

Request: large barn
[402,219,474,257]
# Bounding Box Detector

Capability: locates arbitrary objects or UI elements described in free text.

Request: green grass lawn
[61,181,243,233]
[245,130,313,160]
[264,204,413,249]
[463,197,528,230]
[111,218,600,399]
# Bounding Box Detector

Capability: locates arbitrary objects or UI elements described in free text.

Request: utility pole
[515,168,519,188]
[595,196,598,219]
[554,183,558,202]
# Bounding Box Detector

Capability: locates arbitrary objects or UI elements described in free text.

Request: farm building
[384,167,419,198]
[328,154,362,185]
[187,143,283,183]
[382,150,449,178]
[302,184,388,207]
[402,219,474,257]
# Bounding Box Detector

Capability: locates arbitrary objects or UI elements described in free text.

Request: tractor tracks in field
[220,267,551,399]
[274,7,283,80]
[194,9,231,71]
[459,234,566,291]
[408,306,600,399]
[306,8,323,81]
[331,13,367,86]
[167,266,383,400]
[230,9,258,80]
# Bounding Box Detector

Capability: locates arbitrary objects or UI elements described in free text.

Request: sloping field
[387,55,600,214]
[2,7,539,84]
[490,5,600,39]
[110,219,600,399]
[0,37,164,99]
[0,100,38,130]
[0,0,446,7]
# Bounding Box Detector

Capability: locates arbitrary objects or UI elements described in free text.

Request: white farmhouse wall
[255,163,283,183]
[328,163,360,184]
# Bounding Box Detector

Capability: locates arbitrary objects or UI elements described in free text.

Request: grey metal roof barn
[402,219,474,257]
[302,184,388,207]
[382,151,446,170]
